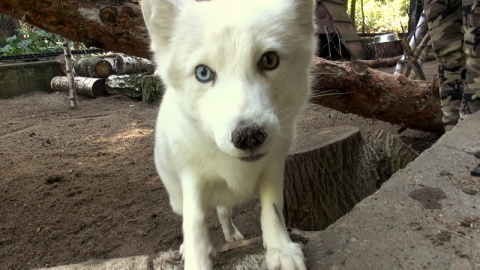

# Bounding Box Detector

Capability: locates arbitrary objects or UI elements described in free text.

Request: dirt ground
[0,62,440,270]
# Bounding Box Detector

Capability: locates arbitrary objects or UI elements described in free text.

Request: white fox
[141,0,316,269]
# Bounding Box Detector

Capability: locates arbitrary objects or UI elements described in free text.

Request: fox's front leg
[217,205,245,242]
[180,172,214,270]
[259,163,306,270]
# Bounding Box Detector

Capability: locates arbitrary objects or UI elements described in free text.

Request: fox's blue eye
[195,65,215,83]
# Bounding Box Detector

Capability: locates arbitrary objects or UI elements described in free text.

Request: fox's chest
[192,154,266,207]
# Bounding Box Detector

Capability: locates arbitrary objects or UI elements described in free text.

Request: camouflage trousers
[424,0,480,129]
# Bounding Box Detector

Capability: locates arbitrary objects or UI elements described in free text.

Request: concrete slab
[302,111,480,269]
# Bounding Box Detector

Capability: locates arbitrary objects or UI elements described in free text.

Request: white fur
[141,0,316,269]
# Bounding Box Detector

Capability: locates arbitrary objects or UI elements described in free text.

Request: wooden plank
[323,2,351,22]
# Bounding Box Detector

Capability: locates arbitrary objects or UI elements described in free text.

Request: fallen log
[311,58,443,133]
[51,76,107,98]
[356,55,402,68]
[141,75,165,103]
[106,74,164,102]
[115,54,155,75]
[106,74,143,98]
[73,57,113,78]
[0,0,151,59]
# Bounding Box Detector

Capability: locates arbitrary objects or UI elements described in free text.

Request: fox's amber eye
[258,51,279,71]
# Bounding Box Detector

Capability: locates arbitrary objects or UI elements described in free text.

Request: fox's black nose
[231,122,267,151]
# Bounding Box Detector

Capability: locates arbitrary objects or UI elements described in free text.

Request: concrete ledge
[0,60,64,99]
[303,111,480,269]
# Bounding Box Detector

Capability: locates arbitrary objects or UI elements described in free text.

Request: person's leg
[461,0,480,117]
[424,0,465,130]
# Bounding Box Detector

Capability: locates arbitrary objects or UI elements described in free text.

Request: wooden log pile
[51,53,163,103]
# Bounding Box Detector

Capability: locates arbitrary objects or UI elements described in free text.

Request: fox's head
[142,0,316,161]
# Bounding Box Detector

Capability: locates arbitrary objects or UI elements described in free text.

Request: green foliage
[347,0,409,33]
[0,26,86,56]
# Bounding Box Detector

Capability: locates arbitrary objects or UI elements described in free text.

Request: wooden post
[401,37,426,80]
[62,38,77,109]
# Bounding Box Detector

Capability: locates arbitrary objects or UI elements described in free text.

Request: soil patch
[0,62,440,269]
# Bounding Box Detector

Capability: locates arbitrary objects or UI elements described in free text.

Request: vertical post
[394,11,428,75]
[324,26,332,60]
[63,38,78,109]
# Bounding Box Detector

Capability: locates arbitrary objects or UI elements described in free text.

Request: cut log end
[51,76,107,98]
[73,57,113,78]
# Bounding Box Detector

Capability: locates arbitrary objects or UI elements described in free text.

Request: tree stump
[284,125,372,231]
[374,40,403,59]
[284,125,417,231]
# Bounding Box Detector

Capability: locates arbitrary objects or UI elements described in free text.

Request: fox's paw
[224,227,245,242]
[265,242,306,270]
[179,242,185,260]
[180,242,215,270]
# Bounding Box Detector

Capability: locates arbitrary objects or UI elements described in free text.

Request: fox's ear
[141,0,187,50]
[289,0,316,32]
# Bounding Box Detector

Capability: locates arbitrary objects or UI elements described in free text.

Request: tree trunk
[312,58,443,133]
[349,0,357,28]
[360,0,365,33]
[0,14,20,39]
[0,0,151,59]
[73,57,113,78]
[51,76,106,98]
